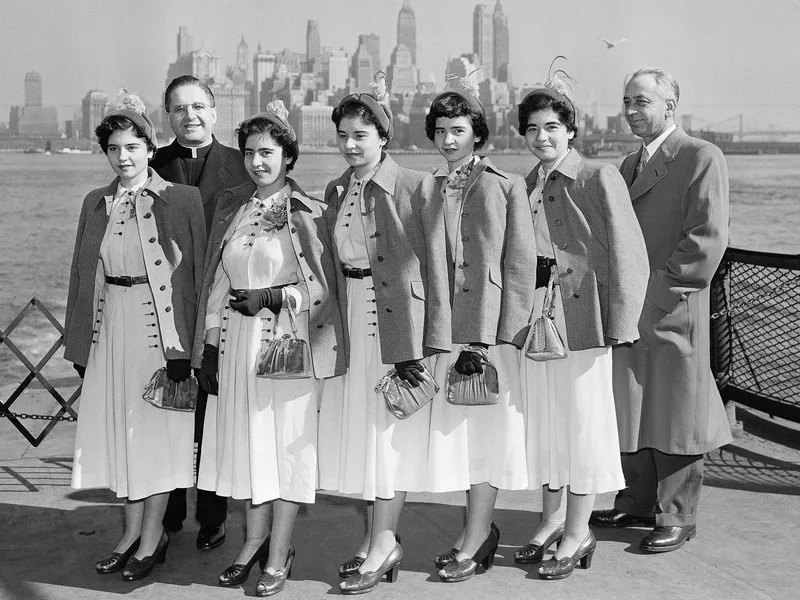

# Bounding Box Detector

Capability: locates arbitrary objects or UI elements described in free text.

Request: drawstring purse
[142,369,198,412]
[526,265,568,361]
[375,363,439,419]
[256,308,313,379]
[446,344,500,406]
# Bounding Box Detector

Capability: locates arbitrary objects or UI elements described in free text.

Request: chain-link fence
[711,247,800,422]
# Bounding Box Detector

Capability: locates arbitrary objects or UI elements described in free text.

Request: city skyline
[2,0,799,131]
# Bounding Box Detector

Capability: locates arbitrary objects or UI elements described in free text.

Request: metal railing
[711,247,800,422]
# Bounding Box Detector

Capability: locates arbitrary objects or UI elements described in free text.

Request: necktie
[635,147,650,181]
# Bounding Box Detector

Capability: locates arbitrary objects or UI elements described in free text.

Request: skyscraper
[473,4,493,79]
[24,71,42,107]
[307,20,321,72]
[387,44,417,95]
[235,35,249,83]
[352,43,374,91]
[82,90,108,140]
[253,44,277,112]
[358,33,381,74]
[397,0,417,66]
[177,26,193,58]
[492,0,509,82]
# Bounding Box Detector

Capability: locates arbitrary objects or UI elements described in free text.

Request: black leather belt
[342,266,372,279]
[536,256,557,289]
[105,275,149,287]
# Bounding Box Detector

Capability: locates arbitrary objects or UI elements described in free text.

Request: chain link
[0,409,77,422]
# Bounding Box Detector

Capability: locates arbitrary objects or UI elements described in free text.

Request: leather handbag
[142,368,198,412]
[256,308,313,379]
[446,345,500,406]
[375,363,439,419]
[526,265,568,361]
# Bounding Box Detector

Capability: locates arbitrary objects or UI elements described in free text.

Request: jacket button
[560,242,569,249]
[555,220,563,226]
[142,190,148,196]
[382,281,388,287]
[550,175,556,181]
[566,267,573,274]
[386,308,392,313]
[377,256,384,261]
[462,261,469,267]
[462,236,469,242]
[313,300,321,306]
[154,259,162,266]
[149,237,156,243]
[548,196,555,202]
[463,287,469,292]
[573,293,580,298]
[462,212,468,217]
[144,213,152,219]
[291,228,296,233]
[165,306,171,312]
[317,324,323,329]
[308,275,315,281]
[373,232,381,238]
[299,252,304,257]
[159,285,166,291]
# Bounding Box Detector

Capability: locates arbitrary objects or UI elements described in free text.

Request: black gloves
[195,344,219,395]
[394,359,424,388]
[229,287,283,316]
[454,344,488,376]
[73,363,86,379]
[166,358,192,382]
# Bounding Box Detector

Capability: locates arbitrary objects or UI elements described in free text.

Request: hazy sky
[3,0,799,130]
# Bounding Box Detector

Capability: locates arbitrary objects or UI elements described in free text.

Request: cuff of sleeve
[646,270,685,314]
[205,313,220,330]
[283,284,309,314]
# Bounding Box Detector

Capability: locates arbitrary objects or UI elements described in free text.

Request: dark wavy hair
[164,75,216,112]
[517,94,579,140]
[95,114,157,155]
[425,94,489,150]
[236,116,299,172]
[331,100,390,141]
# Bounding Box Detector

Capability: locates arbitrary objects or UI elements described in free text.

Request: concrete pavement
[1,383,799,600]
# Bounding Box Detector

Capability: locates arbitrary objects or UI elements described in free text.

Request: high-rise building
[328,49,350,91]
[397,0,417,66]
[492,0,509,82]
[166,49,221,87]
[209,81,247,146]
[289,103,335,147]
[82,90,108,140]
[177,26,193,58]
[358,33,381,74]
[24,71,42,107]
[351,43,374,91]
[387,44,417,95]
[252,44,277,113]
[473,4,494,79]
[307,20,321,73]
[446,54,483,82]
[235,35,249,83]
[275,48,303,78]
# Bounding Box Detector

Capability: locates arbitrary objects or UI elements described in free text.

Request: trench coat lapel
[628,128,685,201]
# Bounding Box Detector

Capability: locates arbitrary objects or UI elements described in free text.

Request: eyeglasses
[170,103,212,115]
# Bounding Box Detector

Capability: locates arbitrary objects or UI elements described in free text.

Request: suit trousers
[163,389,228,529]
[614,448,704,527]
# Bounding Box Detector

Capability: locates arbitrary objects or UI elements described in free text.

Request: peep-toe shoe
[438,525,499,583]
[255,544,295,597]
[537,530,596,580]
[514,522,565,564]
[219,536,271,587]
[339,543,403,595]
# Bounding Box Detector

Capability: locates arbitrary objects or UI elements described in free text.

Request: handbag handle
[542,264,558,320]
[265,302,300,340]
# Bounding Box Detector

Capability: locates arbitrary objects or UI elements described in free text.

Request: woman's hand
[72,363,86,379]
[166,359,192,382]
[454,344,488,376]
[394,360,424,388]
[195,344,219,395]
[229,287,283,316]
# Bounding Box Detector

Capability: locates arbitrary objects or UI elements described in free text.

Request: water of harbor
[1,151,798,386]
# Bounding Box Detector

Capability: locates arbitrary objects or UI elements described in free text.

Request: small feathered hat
[518,56,576,130]
[254,84,296,141]
[106,88,158,147]
[337,70,394,140]
[433,67,484,115]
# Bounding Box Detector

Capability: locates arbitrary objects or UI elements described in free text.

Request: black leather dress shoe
[197,524,226,551]
[589,508,655,528]
[639,525,696,553]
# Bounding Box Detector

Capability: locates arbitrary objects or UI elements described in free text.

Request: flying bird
[598,36,626,49]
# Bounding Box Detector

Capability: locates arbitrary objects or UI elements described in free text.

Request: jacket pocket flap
[488,267,503,289]
[410,280,425,300]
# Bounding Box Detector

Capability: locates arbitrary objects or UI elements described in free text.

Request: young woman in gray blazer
[515,88,649,580]
[64,101,206,581]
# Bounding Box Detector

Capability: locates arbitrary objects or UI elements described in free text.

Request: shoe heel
[580,548,594,570]
[481,541,498,570]
[385,564,400,583]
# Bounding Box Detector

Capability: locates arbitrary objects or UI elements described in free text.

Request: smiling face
[106,128,152,187]
[623,74,676,144]
[524,108,574,170]
[244,132,288,198]
[166,84,217,147]
[434,115,479,171]
[336,116,386,178]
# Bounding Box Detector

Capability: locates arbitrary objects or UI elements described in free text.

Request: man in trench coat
[590,68,732,553]
[152,75,250,551]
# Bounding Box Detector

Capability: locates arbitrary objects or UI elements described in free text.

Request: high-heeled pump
[121,531,170,582]
[219,536,271,587]
[95,537,140,574]
[433,522,499,569]
[537,530,596,580]
[438,525,500,583]
[338,534,401,578]
[255,544,295,597]
[514,522,565,564]
[339,543,403,595]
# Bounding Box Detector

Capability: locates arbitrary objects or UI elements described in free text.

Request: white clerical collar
[643,124,677,163]
[177,140,213,158]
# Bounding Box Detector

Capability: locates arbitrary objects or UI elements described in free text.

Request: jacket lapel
[197,137,233,206]
[156,142,187,186]
[628,128,685,201]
